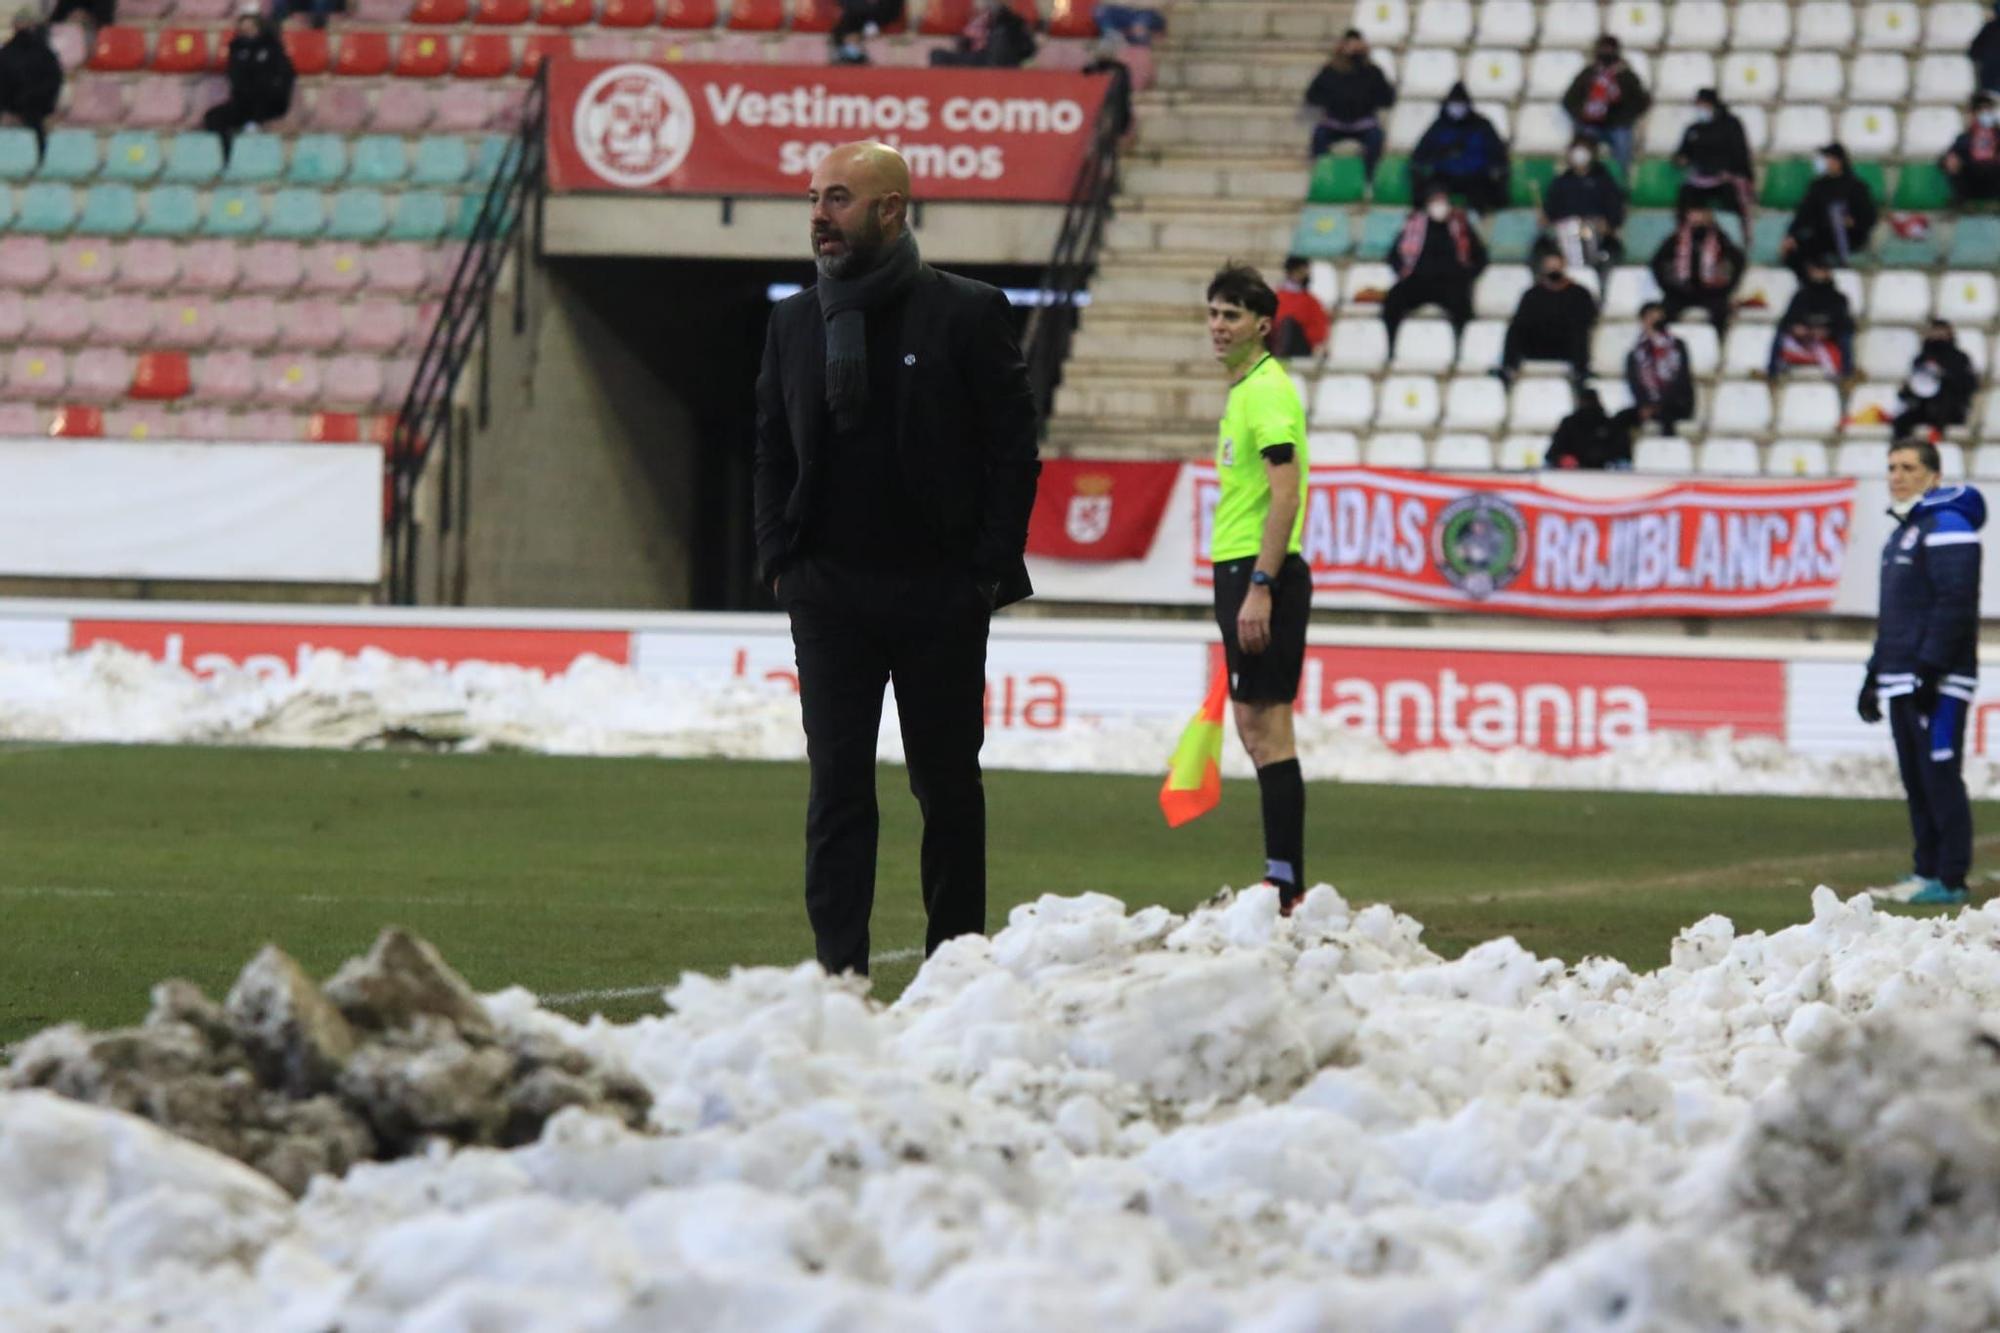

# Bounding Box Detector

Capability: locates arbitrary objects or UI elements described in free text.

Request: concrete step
[1091,256,1287,307]
[1120,156,1310,204]
[1102,210,1295,257]
[1066,323,1212,368]
[1173,1,1354,44]
[1150,50,1325,99]
[1136,104,1304,153]
[1054,370,1228,423]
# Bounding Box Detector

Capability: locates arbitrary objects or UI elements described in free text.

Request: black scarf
[817,229,921,430]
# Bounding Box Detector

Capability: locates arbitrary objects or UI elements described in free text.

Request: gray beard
[815,241,880,281]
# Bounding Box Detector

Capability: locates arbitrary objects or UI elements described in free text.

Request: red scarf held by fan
[1973,122,1999,164]
[1632,331,1683,404]
[1396,210,1472,272]
[1582,64,1621,123]
[1779,329,1844,377]
[1672,225,1726,288]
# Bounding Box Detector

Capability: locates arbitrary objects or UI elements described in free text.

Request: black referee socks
[1257,757,1305,900]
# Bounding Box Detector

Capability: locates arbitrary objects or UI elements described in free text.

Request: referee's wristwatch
[1249,569,1277,590]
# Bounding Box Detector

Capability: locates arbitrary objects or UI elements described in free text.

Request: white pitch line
[537,948,927,1010]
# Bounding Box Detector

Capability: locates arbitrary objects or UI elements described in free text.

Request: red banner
[71,621,631,679]
[1027,460,1180,560]
[544,59,1108,201]
[1192,467,1857,619]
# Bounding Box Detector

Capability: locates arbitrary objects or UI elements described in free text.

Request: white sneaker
[1868,874,1936,903]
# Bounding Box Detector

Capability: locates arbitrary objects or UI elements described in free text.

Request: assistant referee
[1205,263,1312,913]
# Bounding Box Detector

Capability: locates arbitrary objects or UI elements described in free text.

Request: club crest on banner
[1431,491,1528,600]
[574,64,696,188]
[1065,473,1115,545]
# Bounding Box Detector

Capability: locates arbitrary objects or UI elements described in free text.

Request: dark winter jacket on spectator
[1303,56,1395,125]
[1543,164,1625,228]
[1411,84,1507,179]
[1973,13,2000,93]
[1545,400,1637,469]
[1675,107,1754,180]
[1789,172,1879,262]
[0,24,62,122]
[1561,58,1651,130]
[1625,330,1695,422]
[1389,209,1488,281]
[1508,280,1598,352]
[1777,275,1856,344]
[1870,485,1986,683]
[1649,220,1743,295]
[1902,337,1979,423]
[225,25,294,122]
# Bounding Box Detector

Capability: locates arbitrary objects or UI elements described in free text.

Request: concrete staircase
[1048,0,1348,458]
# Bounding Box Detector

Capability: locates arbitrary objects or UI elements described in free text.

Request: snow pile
[0,644,1961,798]
[8,886,2000,1330]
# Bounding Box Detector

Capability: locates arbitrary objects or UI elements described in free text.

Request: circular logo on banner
[573,64,696,189]
[1431,492,1527,601]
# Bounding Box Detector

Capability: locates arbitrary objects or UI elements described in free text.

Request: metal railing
[384,63,551,605]
[1023,91,1124,425]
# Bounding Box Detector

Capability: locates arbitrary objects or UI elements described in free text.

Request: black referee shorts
[1212,553,1311,704]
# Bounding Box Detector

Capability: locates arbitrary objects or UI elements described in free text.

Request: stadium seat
[1839,107,1901,160]
[1326,318,1387,370]
[1850,53,1910,103]
[201,187,264,238]
[1710,381,1773,433]
[98,132,163,186]
[1430,433,1495,470]
[602,0,654,21]
[1365,433,1428,467]
[1776,382,1841,436]
[265,190,326,239]
[86,26,147,72]
[1939,443,1968,480]
[1736,266,1795,322]
[1402,48,1460,99]
[1949,219,2000,268]
[660,0,716,23]
[308,86,374,134]
[1354,0,1409,45]
[1442,374,1506,429]
[1795,0,1856,49]
[9,346,67,396]
[1392,319,1458,373]
[1475,267,1533,319]
[1782,52,1843,102]
[1373,156,1413,207]
[1292,206,1352,259]
[105,405,172,440]
[48,405,104,438]
[1654,51,1715,105]
[727,0,783,27]
[1870,271,1932,325]
[1937,272,2000,326]
[520,33,572,76]
[434,85,498,133]
[1307,429,1362,465]
[1474,0,1533,45]
[328,188,390,240]
[1720,51,1780,102]
[130,350,191,400]
[1311,375,1375,428]
[302,246,367,295]
[283,26,330,75]
[1539,0,1598,46]
[343,300,414,354]
[124,77,188,131]
[136,184,199,237]
[263,354,324,407]
[1697,437,1760,475]
[151,27,213,73]
[27,291,91,342]
[1626,161,1681,211]
[1857,327,1920,380]
[1511,102,1571,155]
[55,238,114,289]
[1486,209,1539,262]
[1912,54,1975,105]
[411,0,472,19]
[37,130,98,184]
[94,295,157,348]
[286,134,347,187]
[1464,48,1524,100]
[193,349,257,403]
[1835,440,1887,476]
[79,184,139,235]
[115,239,178,293]
[0,234,53,287]
[179,240,242,293]
[1634,435,1696,473]
[1354,208,1407,262]
[215,295,279,349]
[366,243,428,295]
[1621,211,1676,262]
[16,184,75,234]
[1526,49,1584,101]
[388,191,450,241]
[1730,0,1790,48]
[1926,1,1986,50]
[409,136,471,188]
[1891,161,1953,211]
[1414,0,1473,46]
[0,128,37,182]
[349,136,409,186]
[1771,107,1833,155]
[161,133,224,184]
[395,31,453,77]
[1607,0,1665,48]
[1486,434,1539,469]
[1861,1,1920,49]
[335,31,394,76]
[1844,382,1904,433]
[1975,445,2000,481]
[1507,379,1572,434]
[1508,158,1559,211]
[791,0,838,30]
[1758,159,1813,211]
[1376,375,1442,429]
[63,79,124,130]
[1765,439,1829,476]
[219,136,283,187]
[457,32,515,76]
[156,295,218,348]
[1308,155,1366,205]
[373,84,438,133]
[305,411,362,444]
[1903,107,1962,160]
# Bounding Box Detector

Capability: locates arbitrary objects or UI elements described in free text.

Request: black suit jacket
[753,264,1040,608]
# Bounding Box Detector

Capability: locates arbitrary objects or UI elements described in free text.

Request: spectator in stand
[1893,319,1978,442]
[1545,389,1638,469]
[1381,186,1487,357]
[1972,1,2000,95]
[202,4,295,162]
[1780,144,1877,275]
[1082,38,1133,142]
[47,0,112,40]
[829,0,904,64]
[1096,4,1164,45]
[1674,87,1755,219]
[0,7,61,161]
[1625,302,1695,436]
[1767,253,1856,381]
[1649,202,1743,336]
[1535,138,1625,273]
[1302,29,1395,181]
[1410,82,1509,214]
[1562,35,1650,176]
[930,0,1036,68]
[1270,255,1329,358]
[1943,94,2000,203]
[1499,252,1596,386]
[269,0,337,30]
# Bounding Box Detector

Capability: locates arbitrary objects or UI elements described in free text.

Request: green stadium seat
[473,134,515,182]
[1749,212,1791,266]
[1372,154,1412,206]
[1487,209,1540,262]
[347,135,408,186]
[411,136,470,187]
[1760,158,1813,210]
[329,187,390,239]
[1852,162,1889,214]
[202,185,265,237]
[162,133,224,184]
[1893,162,1954,212]
[1308,153,1367,205]
[1716,211,1745,248]
[1949,216,2000,267]
[389,189,450,241]
[1355,207,1408,261]
[16,183,75,233]
[1509,156,1557,209]
[79,183,140,234]
[1878,233,1941,268]
[0,128,36,181]
[37,130,98,182]
[266,188,326,238]
[138,184,200,236]
[449,193,483,240]
[223,134,285,185]
[1622,210,1676,261]
[0,185,12,229]
[1289,205,1351,259]
[1631,159,1683,210]
[284,134,346,187]
[102,132,163,184]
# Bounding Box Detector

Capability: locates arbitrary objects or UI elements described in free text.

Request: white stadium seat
[1375,50,1402,82]
[1597,379,1635,414]
[1474,0,1537,47]
[1365,432,1429,466]
[1294,370,1314,406]
[1480,103,1515,140]
[1722,324,1773,376]
[1734,104,1771,154]
[1680,324,1721,375]
[1308,429,1362,465]
[1342,262,1396,308]
[1833,269,1867,319]
[1793,2,1856,50]
[1634,435,1696,473]
[1971,336,1992,377]
[1602,266,1660,319]
[1720,52,1781,103]
[1414,0,1475,47]
[1860,2,1921,50]
[1709,381,1774,433]
[1376,375,1443,428]
[1328,318,1390,371]
[1974,444,2000,482]
[1836,441,1889,477]
[1591,322,1637,377]
[1402,48,1462,98]
[1937,272,2000,327]
[1313,375,1376,428]
[1984,391,2000,441]
[1940,443,1967,480]
[1848,54,1910,103]
[1912,55,1976,106]
[1838,107,1901,160]
[1475,268,1535,320]
[1644,103,1697,155]
[1696,437,1760,475]
[1309,261,1341,309]
[1665,0,1728,51]
[1783,54,1844,103]
[1432,433,1497,469]
[1844,382,1904,434]
[1904,107,1964,156]
[1354,0,1411,46]
[1385,101,1437,152]
[1869,271,1933,326]
[1508,378,1575,433]
[1527,49,1588,100]
[1771,106,1835,155]
[1737,267,1796,322]
[1606,0,1666,49]
[1392,318,1458,372]
[1926,2,1987,52]
[1777,382,1842,436]
[1464,49,1526,100]
[1498,434,1549,469]
[1729,1,1791,50]
[1767,439,1831,476]
[1443,375,1508,429]
[1456,320,1508,371]
[1653,51,1716,102]
[1513,101,1576,154]
[1539,2,1603,48]
[1857,327,1921,381]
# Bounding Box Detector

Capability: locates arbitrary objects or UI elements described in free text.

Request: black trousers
[832,0,902,40]
[1382,274,1472,347]
[1889,691,1974,887]
[1503,320,1589,378]
[783,556,990,975]
[1660,286,1733,338]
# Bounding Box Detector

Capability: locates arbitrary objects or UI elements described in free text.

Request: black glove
[1914,667,1941,719]
[1857,673,1881,725]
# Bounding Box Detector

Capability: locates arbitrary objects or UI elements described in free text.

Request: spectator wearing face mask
[1302,28,1395,180]
[1536,138,1625,272]
[1673,87,1755,219]
[1780,144,1878,276]
[1545,389,1640,469]
[1893,320,1978,441]
[1498,254,1597,386]
[1943,94,2000,203]
[1561,35,1651,176]
[1409,82,1509,214]
[1767,254,1856,381]
[1381,188,1487,356]
[930,0,1036,67]
[1270,255,1329,358]
[1625,303,1695,436]
[1972,1,2000,96]
[828,0,904,65]
[1649,203,1743,337]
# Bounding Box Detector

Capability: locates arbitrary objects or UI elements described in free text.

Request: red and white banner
[1026,460,1180,561]
[72,620,630,678]
[545,60,1108,201]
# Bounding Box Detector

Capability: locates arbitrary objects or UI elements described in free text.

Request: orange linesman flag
[1160,663,1229,827]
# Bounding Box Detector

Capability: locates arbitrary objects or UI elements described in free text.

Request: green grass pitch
[0,743,1984,1047]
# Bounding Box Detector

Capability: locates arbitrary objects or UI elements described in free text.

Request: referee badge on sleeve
[1220,436,1235,467]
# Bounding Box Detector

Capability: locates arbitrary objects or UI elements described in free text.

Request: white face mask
[1812,154,1831,176]
[1445,102,1468,120]
[1694,106,1714,124]
[1427,199,1451,221]
[1980,110,1998,128]
[1568,149,1592,169]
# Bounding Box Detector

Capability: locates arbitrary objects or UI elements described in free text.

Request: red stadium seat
[85,26,147,72]
[473,0,532,23]
[49,405,105,439]
[307,411,361,443]
[409,0,471,21]
[518,32,569,75]
[791,0,837,32]
[1047,0,1094,37]
[918,0,969,33]
[537,0,592,24]
[454,31,514,75]
[726,0,782,30]
[659,0,714,23]
[150,28,213,73]
[283,26,330,74]
[333,31,393,76]
[1009,0,1039,20]
[130,351,191,400]
[394,31,454,77]
[601,0,654,23]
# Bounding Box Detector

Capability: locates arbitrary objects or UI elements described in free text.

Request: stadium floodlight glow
[765,283,1089,308]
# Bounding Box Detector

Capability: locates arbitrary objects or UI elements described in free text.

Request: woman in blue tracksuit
[1860,439,1985,906]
